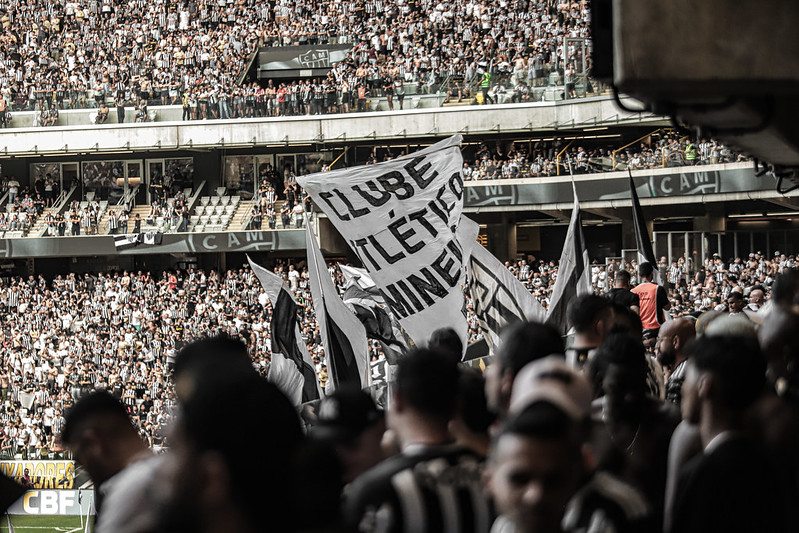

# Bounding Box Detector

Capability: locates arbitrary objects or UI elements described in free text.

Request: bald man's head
[656,318,695,369]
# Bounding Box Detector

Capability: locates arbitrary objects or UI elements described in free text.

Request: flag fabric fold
[248,256,322,404]
[467,227,548,352]
[545,182,592,334]
[305,217,369,393]
[339,264,410,364]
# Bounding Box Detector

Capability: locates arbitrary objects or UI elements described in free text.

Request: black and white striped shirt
[344,445,494,533]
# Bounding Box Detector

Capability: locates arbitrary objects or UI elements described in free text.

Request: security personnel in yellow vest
[480,71,493,105]
[685,141,697,165]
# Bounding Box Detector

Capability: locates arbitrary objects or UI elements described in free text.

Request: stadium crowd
[0,247,793,464]
[0,0,592,125]
[461,135,749,180]
[45,258,799,533]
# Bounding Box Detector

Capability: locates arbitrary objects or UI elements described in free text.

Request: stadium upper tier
[0,0,591,118]
[0,97,660,155]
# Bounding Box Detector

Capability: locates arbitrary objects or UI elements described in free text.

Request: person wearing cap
[344,349,494,533]
[311,387,385,484]
[487,356,652,533]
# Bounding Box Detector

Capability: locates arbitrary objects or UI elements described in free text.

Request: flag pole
[79,489,84,530]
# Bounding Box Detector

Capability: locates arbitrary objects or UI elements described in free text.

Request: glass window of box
[82,161,125,202]
[224,156,255,199]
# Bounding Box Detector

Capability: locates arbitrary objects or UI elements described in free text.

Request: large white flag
[467,225,547,352]
[248,256,322,404]
[545,183,592,334]
[298,135,475,353]
[305,217,369,393]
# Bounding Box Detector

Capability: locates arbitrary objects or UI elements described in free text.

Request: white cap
[509,356,592,420]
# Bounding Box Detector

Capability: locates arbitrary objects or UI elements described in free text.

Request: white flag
[298,135,475,354]
[468,225,547,352]
[305,217,369,393]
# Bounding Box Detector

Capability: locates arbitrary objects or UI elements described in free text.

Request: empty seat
[209,196,220,206]
[190,215,200,225]
[200,215,210,225]
[194,205,205,216]
[220,196,230,206]
[209,214,220,225]
[225,205,236,215]
[216,187,226,197]
[220,215,231,226]
[231,196,240,206]
[200,196,210,206]
[215,205,225,215]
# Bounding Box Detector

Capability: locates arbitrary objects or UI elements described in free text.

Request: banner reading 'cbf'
[298,135,474,351]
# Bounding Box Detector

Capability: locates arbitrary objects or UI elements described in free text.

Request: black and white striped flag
[114,234,140,251]
[248,256,321,404]
[629,172,661,284]
[305,217,368,393]
[546,182,592,335]
[340,264,410,365]
[468,226,547,353]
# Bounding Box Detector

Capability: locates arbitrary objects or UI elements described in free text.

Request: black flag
[629,171,660,283]
[545,182,592,334]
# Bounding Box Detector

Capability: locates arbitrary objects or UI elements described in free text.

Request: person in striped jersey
[344,348,495,533]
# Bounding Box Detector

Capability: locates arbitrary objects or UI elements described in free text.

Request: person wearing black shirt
[605,269,640,313]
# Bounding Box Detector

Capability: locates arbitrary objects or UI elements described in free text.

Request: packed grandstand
[0,1,797,533]
[0,0,593,125]
[0,250,793,459]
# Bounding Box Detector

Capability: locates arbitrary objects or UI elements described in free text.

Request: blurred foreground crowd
[55,262,799,533]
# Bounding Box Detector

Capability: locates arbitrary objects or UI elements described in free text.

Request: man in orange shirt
[632,262,671,337]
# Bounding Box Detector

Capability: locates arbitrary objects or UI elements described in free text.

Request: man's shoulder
[564,471,651,531]
[348,445,484,501]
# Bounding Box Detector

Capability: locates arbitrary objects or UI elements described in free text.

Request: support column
[487,214,516,260]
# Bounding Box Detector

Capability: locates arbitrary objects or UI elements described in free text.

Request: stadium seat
[190,215,200,225]
[200,215,210,225]
[210,196,220,206]
[209,215,220,225]
[231,196,240,206]
[220,196,230,206]
[225,205,235,215]
[220,215,231,227]
[200,196,210,206]
[194,206,204,216]
[215,206,225,215]
[216,187,226,197]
